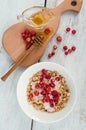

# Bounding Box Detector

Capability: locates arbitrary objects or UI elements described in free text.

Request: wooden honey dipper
[1,32,52,81]
[1,0,83,81]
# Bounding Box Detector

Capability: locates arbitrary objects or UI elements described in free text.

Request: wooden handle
[1,45,35,81]
[54,0,83,14]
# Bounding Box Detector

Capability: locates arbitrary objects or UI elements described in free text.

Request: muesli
[27,69,70,113]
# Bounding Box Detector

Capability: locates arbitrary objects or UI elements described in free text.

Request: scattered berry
[72,29,76,34]
[48,53,52,58]
[66,27,71,32]
[51,51,55,56]
[65,51,69,55]
[56,36,62,42]
[72,46,76,51]
[68,49,72,53]
[63,46,68,51]
[53,45,58,50]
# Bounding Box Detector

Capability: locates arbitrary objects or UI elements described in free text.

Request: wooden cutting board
[2,0,82,66]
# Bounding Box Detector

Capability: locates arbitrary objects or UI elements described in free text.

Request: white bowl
[17,62,77,123]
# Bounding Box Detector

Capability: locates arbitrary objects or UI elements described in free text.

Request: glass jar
[17,6,56,29]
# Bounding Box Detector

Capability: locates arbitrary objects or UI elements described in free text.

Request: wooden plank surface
[0,1,44,130]
[0,0,86,130]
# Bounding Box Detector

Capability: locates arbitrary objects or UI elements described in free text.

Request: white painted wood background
[0,0,86,130]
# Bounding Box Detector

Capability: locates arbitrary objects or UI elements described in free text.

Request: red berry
[65,51,68,55]
[44,28,51,34]
[34,91,39,96]
[35,83,40,89]
[26,43,31,49]
[50,102,54,108]
[50,83,55,88]
[28,93,33,99]
[21,32,25,37]
[30,40,34,44]
[42,98,45,103]
[49,99,53,104]
[30,30,36,36]
[41,90,46,95]
[53,96,59,104]
[53,45,58,50]
[55,77,61,81]
[24,34,29,39]
[40,77,43,82]
[56,36,62,42]
[31,36,35,41]
[40,82,46,88]
[68,49,72,53]
[45,96,50,102]
[66,27,71,32]
[72,29,76,34]
[48,53,52,58]
[46,86,51,93]
[58,92,61,97]
[41,69,47,75]
[24,29,30,34]
[51,90,58,96]
[51,52,55,56]
[72,46,76,51]
[45,74,51,79]
[51,79,55,83]
[26,37,31,42]
[63,46,68,51]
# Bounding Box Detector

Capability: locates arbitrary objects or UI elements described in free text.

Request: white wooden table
[0,0,86,130]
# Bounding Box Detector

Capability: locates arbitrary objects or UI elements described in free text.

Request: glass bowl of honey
[17,6,56,29]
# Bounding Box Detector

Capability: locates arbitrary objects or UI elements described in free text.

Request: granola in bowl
[27,69,70,113]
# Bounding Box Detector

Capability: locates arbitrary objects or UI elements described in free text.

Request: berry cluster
[21,28,51,50]
[63,45,76,56]
[21,29,36,49]
[28,69,61,108]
